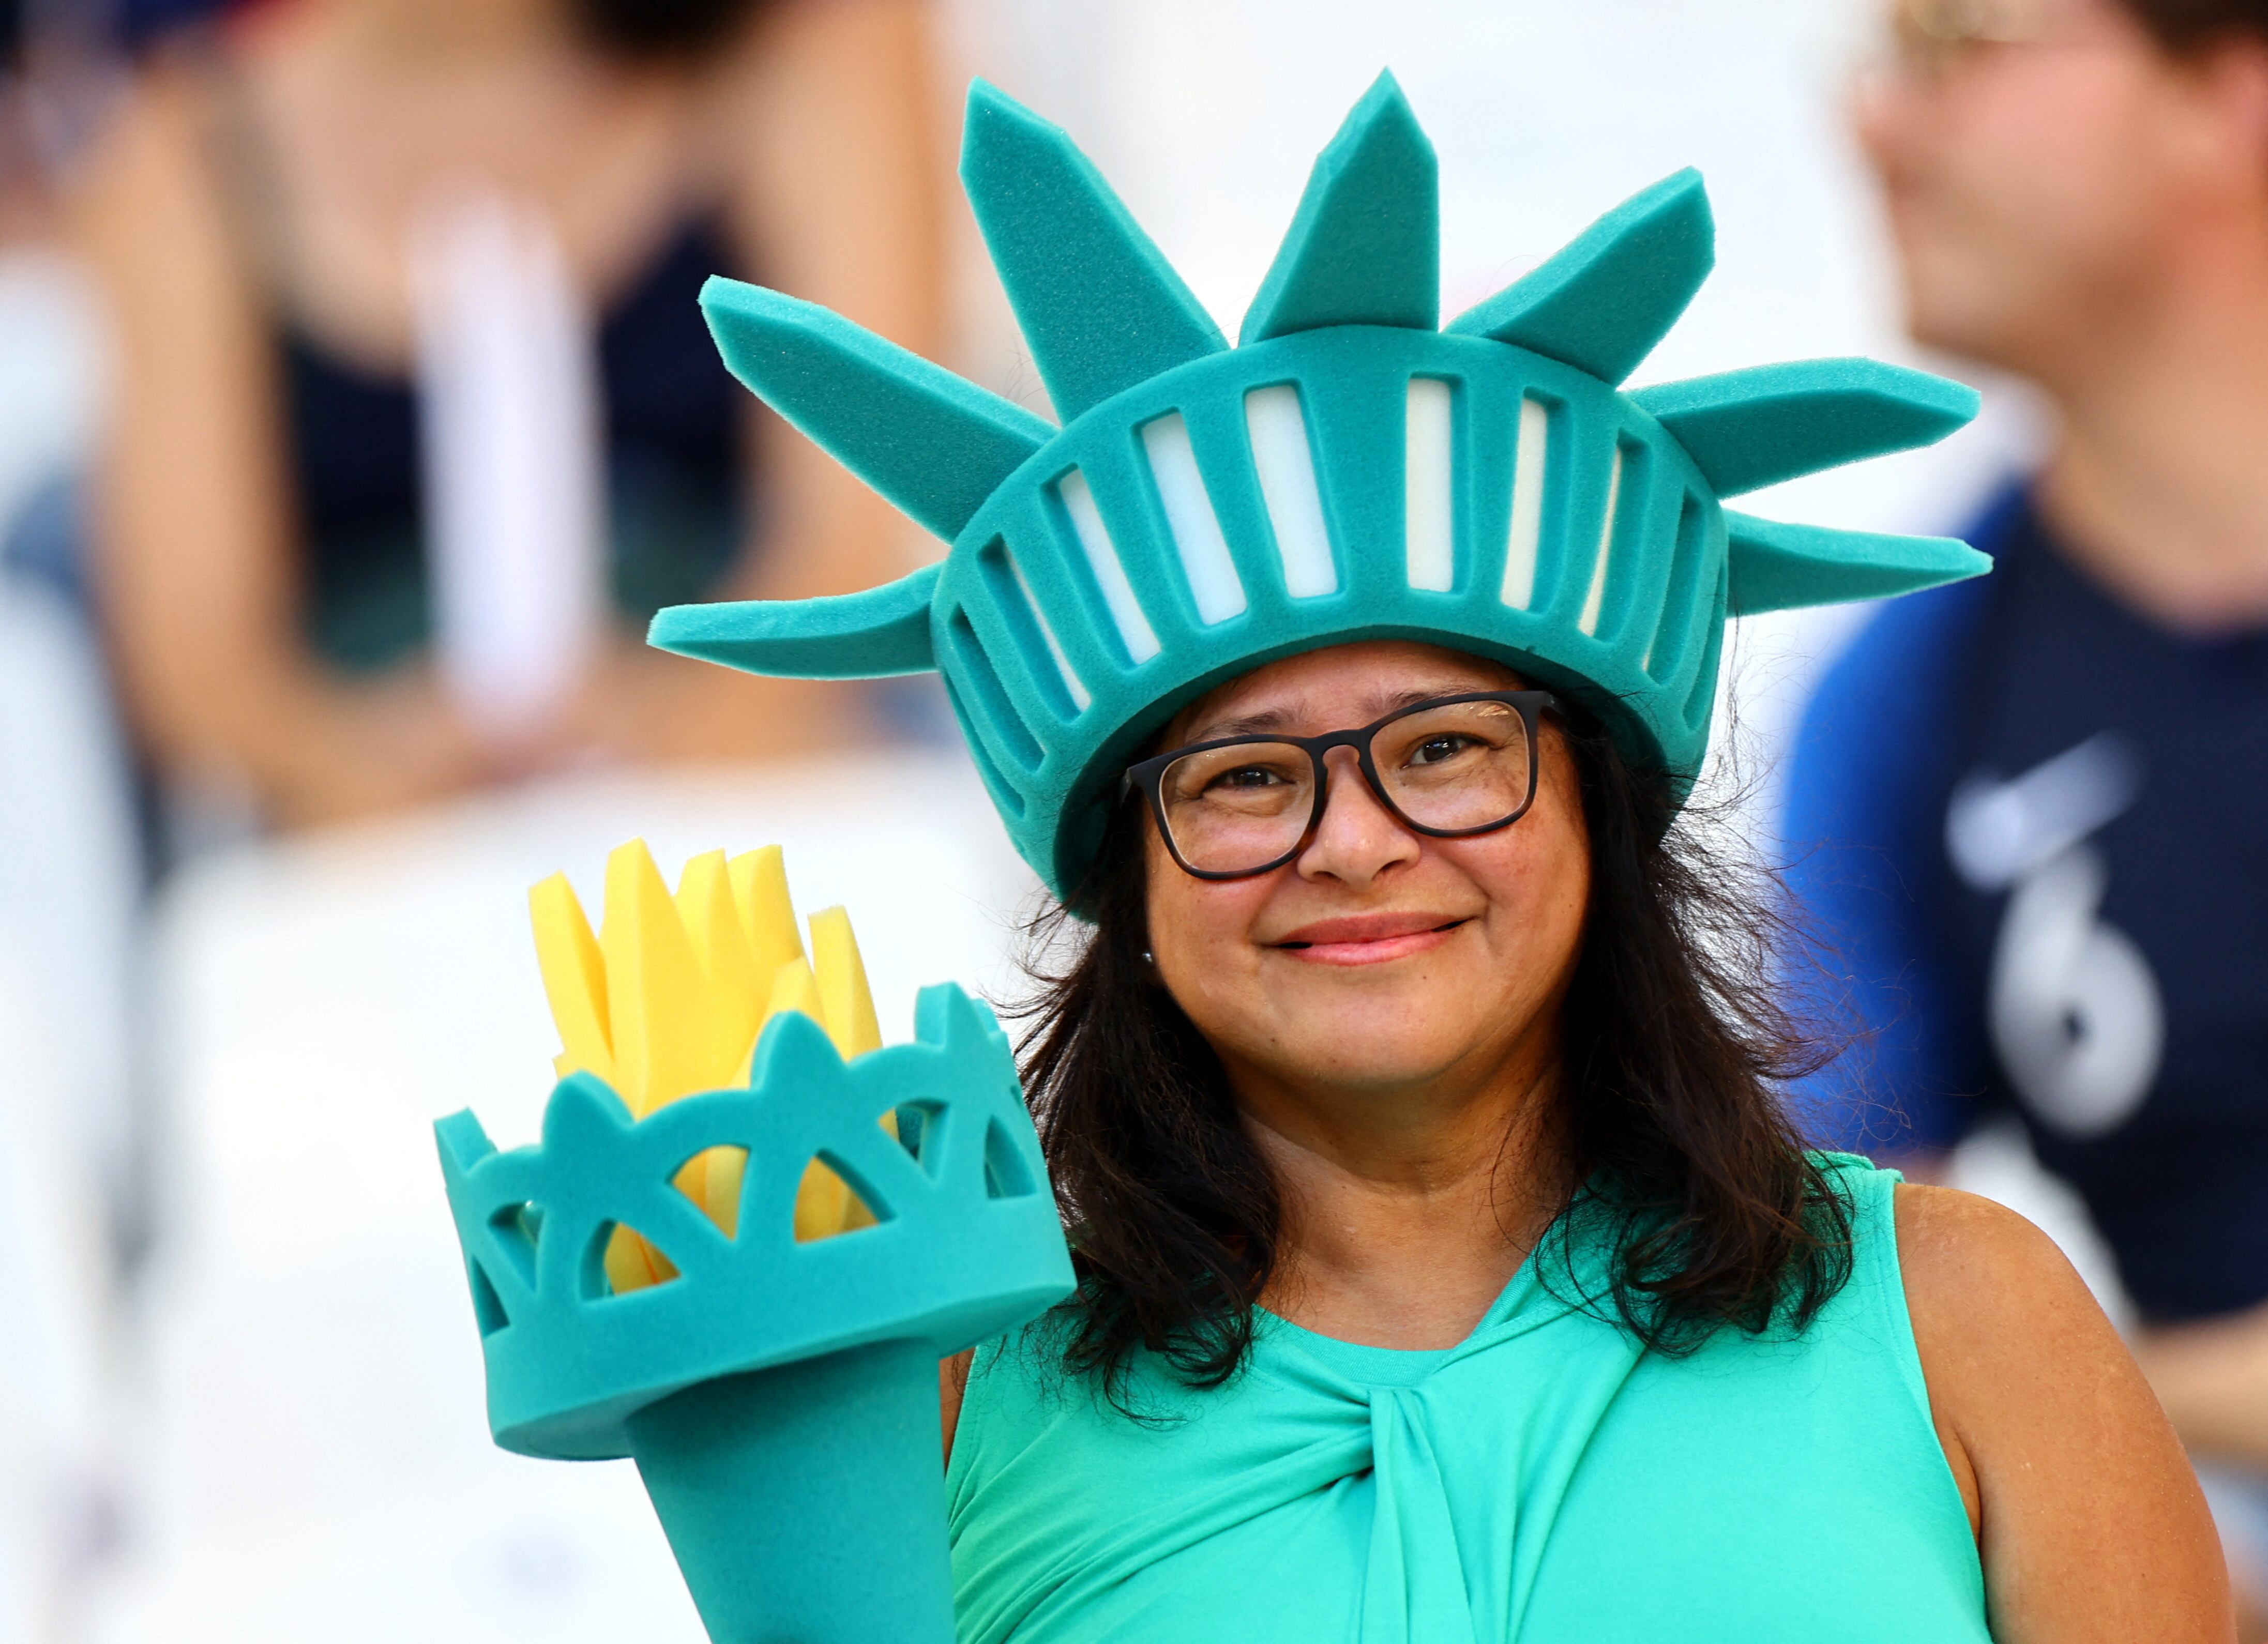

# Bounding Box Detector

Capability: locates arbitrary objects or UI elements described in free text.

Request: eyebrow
[1186,686,1475,742]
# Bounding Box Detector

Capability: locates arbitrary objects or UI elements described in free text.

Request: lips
[1269,912,1470,967]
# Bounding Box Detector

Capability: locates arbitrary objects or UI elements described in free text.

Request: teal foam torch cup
[435,984,1075,1643]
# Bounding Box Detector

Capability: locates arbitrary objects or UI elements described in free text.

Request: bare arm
[574,0,949,765]
[2133,1305,2268,1472]
[726,0,944,604]
[941,1346,973,1465]
[72,70,496,825]
[1899,1183,2233,1640]
[1894,1153,2268,1473]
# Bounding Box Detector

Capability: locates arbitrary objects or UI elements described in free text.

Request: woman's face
[1143,641,1590,1114]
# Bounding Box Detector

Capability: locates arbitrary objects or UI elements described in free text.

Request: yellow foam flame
[530,841,888,1293]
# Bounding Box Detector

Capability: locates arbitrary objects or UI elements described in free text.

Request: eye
[1408,735,1475,767]
[1206,764,1293,793]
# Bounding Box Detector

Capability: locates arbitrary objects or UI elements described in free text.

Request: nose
[1293,747,1421,889]
[1849,17,1934,164]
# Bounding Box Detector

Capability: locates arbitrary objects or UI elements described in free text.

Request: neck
[2030,223,2268,631]
[1235,1037,1568,1352]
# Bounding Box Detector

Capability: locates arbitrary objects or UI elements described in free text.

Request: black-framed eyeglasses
[1123,691,1559,881]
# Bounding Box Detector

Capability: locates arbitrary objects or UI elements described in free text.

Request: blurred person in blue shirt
[1790,0,2268,1611]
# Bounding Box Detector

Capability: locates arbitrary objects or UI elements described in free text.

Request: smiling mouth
[1272,917,1471,967]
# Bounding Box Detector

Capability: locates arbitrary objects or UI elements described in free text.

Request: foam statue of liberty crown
[435,988,1065,1459]
[651,73,1988,899]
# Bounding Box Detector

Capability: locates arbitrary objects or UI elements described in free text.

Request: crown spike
[1631,359,1979,498]
[649,564,941,680]
[700,279,1052,542]
[960,80,1227,423]
[530,873,613,1083]
[1725,512,1990,616]
[728,846,804,978]
[1241,71,1439,344]
[1446,169,1714,385]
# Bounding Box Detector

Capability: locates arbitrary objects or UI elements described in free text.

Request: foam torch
[434,842,1073,1642]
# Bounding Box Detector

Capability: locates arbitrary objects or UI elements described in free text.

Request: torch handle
[625,1340,955,1644]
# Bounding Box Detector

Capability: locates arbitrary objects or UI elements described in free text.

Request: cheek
[1145,902,1288,1076]
[1933,65,2176,255]
[1468,795,1590,980]
[1143,831,1266,991]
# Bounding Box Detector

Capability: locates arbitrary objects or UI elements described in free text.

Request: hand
[269,668,526,828]
[552,638,874,770]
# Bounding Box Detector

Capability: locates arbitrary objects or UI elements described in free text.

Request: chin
[1894,237,2052,373]
[1265,993,1469,1081]
[1903,289,2003,363]
[1271,1042,1468,1095]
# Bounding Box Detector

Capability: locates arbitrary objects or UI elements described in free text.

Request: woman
[651,75,2231,1637]
[73,0,940,826]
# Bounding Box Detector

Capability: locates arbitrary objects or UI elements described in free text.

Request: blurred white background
[0,1,2068,1639]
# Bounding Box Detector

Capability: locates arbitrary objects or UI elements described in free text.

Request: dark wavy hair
[570,0,767,58]
[1011,698,1853,1399]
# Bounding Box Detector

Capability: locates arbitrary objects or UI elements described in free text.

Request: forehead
[1167,641,1525,742]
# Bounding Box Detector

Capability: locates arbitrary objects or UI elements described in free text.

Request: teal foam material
[962,79,1227,421]
[435,984,1072,1642]
[627,1343,952,1644]
[700,280,1053,542]
[1629,359,1980,498]
[1445,168,1713,385]
[1724,512,1988,617]
[657,563,942,678]
[1241,71,1439,342]
[650,78,1990,902]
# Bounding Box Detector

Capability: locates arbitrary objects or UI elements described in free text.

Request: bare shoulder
[75,62,200,202]
[70,60,237,280]
[1891,1183,2164,1447]
[1894,1181,2102,1333]
[708,0,932,138]
[1892,1184,2232,1640]
[1893,1181,2145,1480]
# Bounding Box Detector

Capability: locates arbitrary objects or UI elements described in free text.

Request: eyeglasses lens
[1156,701,1534,875]
[1373,699,1534,832]
[1886,0,2050,75]
[1158,742,1316,875]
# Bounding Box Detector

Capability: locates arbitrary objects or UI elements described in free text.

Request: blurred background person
[1784,0,2268,1621]
[71,0,943,833]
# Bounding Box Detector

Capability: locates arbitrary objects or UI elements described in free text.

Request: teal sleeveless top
[945,1157,1987,1641]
